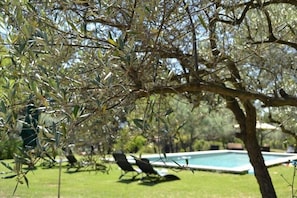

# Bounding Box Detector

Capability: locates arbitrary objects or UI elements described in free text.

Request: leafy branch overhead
[0,1,296,198]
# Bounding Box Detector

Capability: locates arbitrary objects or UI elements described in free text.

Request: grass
[0,159,296,198]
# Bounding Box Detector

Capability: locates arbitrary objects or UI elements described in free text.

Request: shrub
[0,138,22,159]
[125,135,147,153]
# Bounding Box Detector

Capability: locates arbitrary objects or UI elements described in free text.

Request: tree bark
[226,97,277,197]
[244,131,277,198]
[243,102,277,198]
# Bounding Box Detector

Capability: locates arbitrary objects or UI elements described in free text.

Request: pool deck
[128,150,297,174]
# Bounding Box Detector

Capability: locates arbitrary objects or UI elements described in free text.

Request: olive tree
[0,0,296,197]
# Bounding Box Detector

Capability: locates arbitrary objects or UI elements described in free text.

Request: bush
[125,135,147,153]
[193,140,224,151]
[0,138,22,159]
[141,143,157,153]
[193,139,207,151]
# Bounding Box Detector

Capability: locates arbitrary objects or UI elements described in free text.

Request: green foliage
[0,138,21,159]
[125,135,147,153]
[192,139,206,151]
[127,96,236,153]
[192,140,224,151]
[0,1,296,196]
[114,128,147,153]
[1,155,31,196]
[133,119,150,131]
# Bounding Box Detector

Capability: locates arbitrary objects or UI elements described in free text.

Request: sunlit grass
[0,159,295,198]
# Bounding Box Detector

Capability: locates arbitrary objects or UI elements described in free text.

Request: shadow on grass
[137,177,180,186]
[41,162,111,174]
[116,175,180,186]
[64,168,109,174]
[116,178,141,184]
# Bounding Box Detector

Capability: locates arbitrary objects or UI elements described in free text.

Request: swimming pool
[133,150,297,174]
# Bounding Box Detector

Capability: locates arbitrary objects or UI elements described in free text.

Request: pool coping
[129,150,297,174]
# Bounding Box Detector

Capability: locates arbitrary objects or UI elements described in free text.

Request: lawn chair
[64,149,108,173]
[64,151,81,172]
[112,151,141,180]
[62,146,84,172]
[131,156,180,181]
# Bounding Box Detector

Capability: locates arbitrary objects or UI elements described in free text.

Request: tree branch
[268,114,297,137]
[220,0,297,9]
[217,1,253,25]
[252,39,297,50]
[263,9,276,41]
[263,0,297,6]
[135,82,297,107]
[183,0,199,73]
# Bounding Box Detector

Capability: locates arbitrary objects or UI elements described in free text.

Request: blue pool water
[148,152,286,168]
[139,150,297,173]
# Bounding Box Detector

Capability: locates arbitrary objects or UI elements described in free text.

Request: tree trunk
[244,132,277,198]
[243,102,277,198]
[225,97,277,197]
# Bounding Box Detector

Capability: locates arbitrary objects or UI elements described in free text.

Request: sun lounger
[112,151,141,180]
[131,156,180,181]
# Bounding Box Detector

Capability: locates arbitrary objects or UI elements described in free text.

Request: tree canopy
[0,0,296,197]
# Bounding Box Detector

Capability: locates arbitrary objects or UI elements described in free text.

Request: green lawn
[0,160,295,198]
